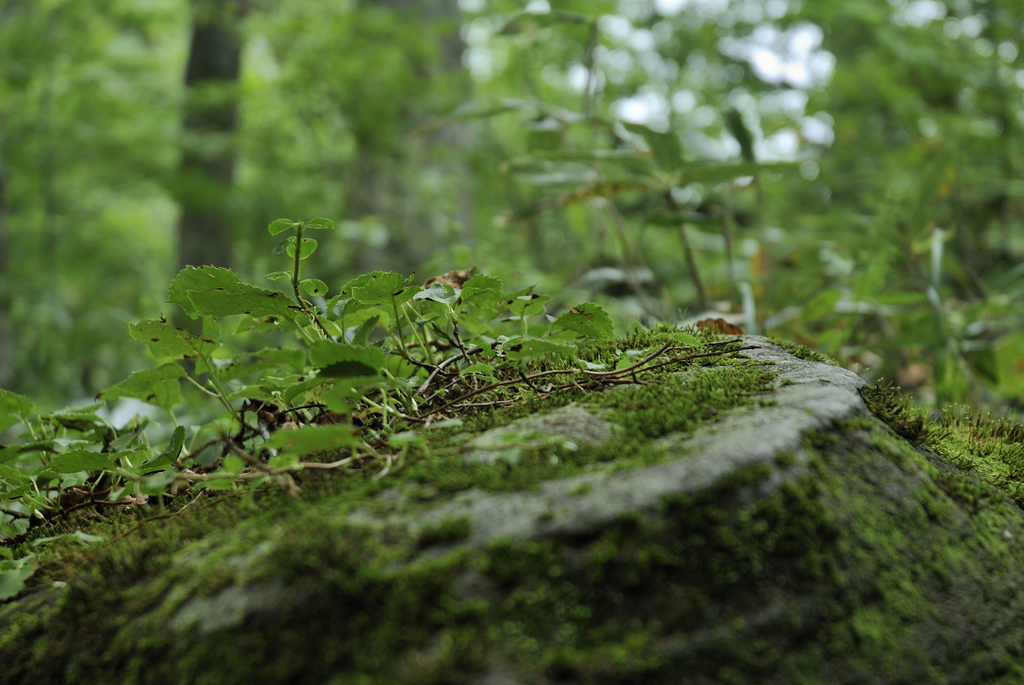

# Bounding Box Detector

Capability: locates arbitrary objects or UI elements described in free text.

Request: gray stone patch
[169,581,305,636]
[413,336,868,548]
[460,403,614,464]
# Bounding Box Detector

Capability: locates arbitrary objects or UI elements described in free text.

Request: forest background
[1,0,1023,419]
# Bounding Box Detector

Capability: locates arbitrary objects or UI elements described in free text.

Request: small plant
[0,217,752,599]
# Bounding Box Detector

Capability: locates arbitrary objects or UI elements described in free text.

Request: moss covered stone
[3,336,1024,684]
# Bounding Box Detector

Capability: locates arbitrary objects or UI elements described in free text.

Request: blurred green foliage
[0,0,1022,415]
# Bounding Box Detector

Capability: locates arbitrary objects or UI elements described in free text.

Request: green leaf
[0,389,33,433]
[268,218,295,235]
[673,332,702,347]
[0,439,58,463]
[268,454,299,469]
[218,348,307,382]
[273,237,295,257]
[554,303,614,340]
[413,283,460,306]
[305,217,335,230]
[460,273,504,310]
[0,464,29,487]
[201,477,236,491]
[724,108,755,164]
[329,296,381,323]
[167,266,243,319]
[301,279,329,297]
[31,531,104,547]
[38,406,111,441]
[138,466,180,493]
[46,450,117,474]
[129,318,220,359]
[310,342,386,377]
[138,426,186,475]
[222,455,246,474]
[264,271,291,282]
[0,555,37,601]
[507,294,550,318]
[347,271,408,305]
[623,122,683,176]
[111,449,150,471]
[282,376,333,404]
[266,425,360,457]
[186,283,297,321]
[351,315,381,347]
[0,389,33,417]
[461,363,495,376]
[98,363,186,412]
[504,338,574,359]
[286,237,318,260]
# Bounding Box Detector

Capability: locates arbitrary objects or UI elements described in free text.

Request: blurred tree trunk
[0,131,11,388]
[347,0,471,272]
[176,0,245,271]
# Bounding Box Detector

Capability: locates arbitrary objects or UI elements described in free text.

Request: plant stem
[665,191,708,311]
[291,223,304,306]
[287,222,331,340]
[390,296,412,359]
[191,356,241,426]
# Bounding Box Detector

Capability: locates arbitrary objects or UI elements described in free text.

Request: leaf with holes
[167,266,243,319]
[460,273,504,310]
[554,302,613,340]
[503,338,574,360]
[507,294,550,318]
[286,238,318,260]
[186,283,297,321]
[301,279,329,297]
[347,271,408,306]
[98,363,186,412]
[414,283,460,306]
[129,318,220,360]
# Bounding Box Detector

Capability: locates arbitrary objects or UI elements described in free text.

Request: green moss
[861,381,930,442]
[9,338,1024,682]
[862,380,1024,508]
[774,452,796,468]
[8,415,1024,684]
[768,338,837,366]
[567,482,592,496]
[415,516,472,548]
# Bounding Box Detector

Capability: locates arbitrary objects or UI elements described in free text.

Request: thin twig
[417,342,753,419]
[583,342,672,377]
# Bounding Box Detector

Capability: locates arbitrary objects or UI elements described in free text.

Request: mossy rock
[4,336,1024,684]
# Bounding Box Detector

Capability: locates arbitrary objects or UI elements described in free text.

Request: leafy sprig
[0,217,748,599]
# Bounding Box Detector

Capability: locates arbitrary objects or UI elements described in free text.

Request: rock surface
[4,336,1024,684]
